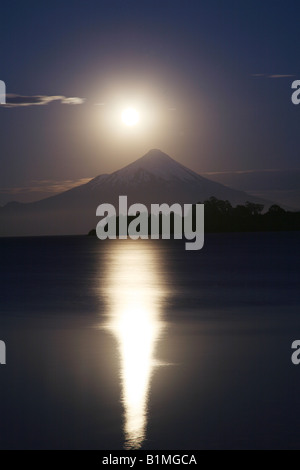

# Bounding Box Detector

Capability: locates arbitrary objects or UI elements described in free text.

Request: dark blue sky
[0,0,300,203]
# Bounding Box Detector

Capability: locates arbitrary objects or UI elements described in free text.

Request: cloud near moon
[2,94,85,108]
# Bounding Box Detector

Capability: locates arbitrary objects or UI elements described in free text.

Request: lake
[0,232,300,450]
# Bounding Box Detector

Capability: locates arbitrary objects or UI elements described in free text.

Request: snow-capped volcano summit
[87,149,259,205]
[109,149,202,183]
[0,149,269,236]
[90,149,201,188]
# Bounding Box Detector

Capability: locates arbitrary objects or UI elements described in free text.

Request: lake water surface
[0,232,300,449]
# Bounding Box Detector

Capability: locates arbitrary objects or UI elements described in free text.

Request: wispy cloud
[60,97,85,105]
[252,74,296,79]
[2,94,85,108]
[203,169,289,176]
[202,169,300,197]
[269,74,296,79]
[0,178,92,197]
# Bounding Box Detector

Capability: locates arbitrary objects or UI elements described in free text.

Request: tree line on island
[89,197,300,236]
[201,198,300,232]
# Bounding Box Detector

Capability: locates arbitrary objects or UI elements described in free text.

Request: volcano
[0,149,269,237]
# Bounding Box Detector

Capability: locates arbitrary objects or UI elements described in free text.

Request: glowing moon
[122,108,140,127]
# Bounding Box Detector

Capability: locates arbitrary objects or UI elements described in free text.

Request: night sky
[0,0,300,204]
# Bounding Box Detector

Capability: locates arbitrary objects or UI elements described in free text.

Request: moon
[122,107,140,127]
